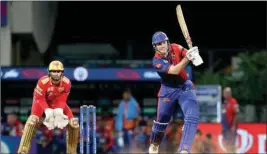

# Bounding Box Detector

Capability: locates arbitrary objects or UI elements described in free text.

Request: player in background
[17,60,79,154]
[148,31,203,154]
[222,87,239,153]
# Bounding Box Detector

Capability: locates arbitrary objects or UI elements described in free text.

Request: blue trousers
[157,80,197,122]
[156,80,199,152]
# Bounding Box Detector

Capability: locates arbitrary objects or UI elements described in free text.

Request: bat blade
[176,5,193,48]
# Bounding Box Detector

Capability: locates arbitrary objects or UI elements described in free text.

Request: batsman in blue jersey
[148,31,204,154]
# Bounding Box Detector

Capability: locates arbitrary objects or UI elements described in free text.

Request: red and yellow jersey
[33,75,71,110]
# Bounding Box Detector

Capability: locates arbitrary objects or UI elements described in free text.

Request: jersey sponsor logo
[163,60,168,63]
[47,87,54,93]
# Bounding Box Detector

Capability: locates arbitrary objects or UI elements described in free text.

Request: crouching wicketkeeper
[17,61,79,154]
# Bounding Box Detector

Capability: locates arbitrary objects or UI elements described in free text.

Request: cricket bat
[176,5,193,49]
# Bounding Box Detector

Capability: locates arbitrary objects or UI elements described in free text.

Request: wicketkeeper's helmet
[48,60,64,72]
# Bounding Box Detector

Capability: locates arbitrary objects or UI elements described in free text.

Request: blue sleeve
[152,57,171,73]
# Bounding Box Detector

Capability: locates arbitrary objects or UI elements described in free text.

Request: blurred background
[0,1,266,154]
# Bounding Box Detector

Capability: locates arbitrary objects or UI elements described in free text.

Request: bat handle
[188,44,193,49]
[185,37,193,49]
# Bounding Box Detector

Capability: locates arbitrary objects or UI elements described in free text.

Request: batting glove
[186,46,204,66]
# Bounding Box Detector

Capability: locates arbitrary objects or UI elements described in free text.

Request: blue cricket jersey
[152,43,188,87]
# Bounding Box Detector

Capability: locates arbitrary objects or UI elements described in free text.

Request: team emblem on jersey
[58,87,64,93]
[47,87,54,93]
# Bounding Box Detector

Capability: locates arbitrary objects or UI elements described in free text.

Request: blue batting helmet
[152,31,169,45]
